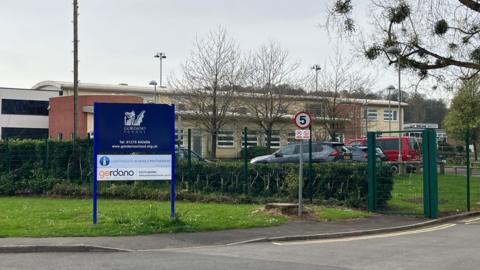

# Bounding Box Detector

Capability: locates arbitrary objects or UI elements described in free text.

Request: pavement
[2,212,480,253]
[1,213,469,253]
[3,216,480,269]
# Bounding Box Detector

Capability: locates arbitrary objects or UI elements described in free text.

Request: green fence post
[44,138,48,168]
[309,125,313,203]
[188,129,192,183]
[422,129,431,218]
[429,129,438,218]
[466,129,471,212]
[243,127,248,181]
[424,128,439,218]
[367,132,377,211]
[6,138,11,172]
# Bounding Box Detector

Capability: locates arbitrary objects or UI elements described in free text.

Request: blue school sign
[93,103,176,224]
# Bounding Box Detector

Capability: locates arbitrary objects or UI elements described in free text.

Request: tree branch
[458,0,480,12]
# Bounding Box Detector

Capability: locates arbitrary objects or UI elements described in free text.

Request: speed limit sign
[294,111,312,129]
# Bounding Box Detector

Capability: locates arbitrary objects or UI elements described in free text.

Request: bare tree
[310,48,375,141]
[175,27,245,159]
[327,0,480,82]
[244,41,299,149]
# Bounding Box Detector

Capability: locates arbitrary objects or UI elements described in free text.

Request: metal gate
[367,129,438,218]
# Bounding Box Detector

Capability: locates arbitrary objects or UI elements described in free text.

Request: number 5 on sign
[294,111,312,129]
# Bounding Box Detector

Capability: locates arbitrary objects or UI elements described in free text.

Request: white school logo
[124,110,146,126]
[123,110,147,134]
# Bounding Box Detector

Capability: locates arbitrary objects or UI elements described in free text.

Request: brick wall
[48,95,143,139]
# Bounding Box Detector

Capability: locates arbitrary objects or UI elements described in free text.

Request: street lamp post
[397,66,402,162]
[387,85,395,132]
[311,65,321,92]
[149,80,158,103]
[154,52,167,88]
[386,45,403,163]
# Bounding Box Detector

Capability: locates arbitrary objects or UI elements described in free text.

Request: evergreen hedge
[0,139,393,207]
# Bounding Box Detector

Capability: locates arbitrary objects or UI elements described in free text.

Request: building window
[277,107,288,114]
[241,130,258,147]
[336,133,345,143]
[175,129,184,147]
[217,130,234,148]
[306,103,325,117]
[265,131,281,149]
[235,107,248,114]
[1,99,49,116]
[1,127,48,139]
[364,108,378,120]
[287,131,296,143]
[383,109,397,121]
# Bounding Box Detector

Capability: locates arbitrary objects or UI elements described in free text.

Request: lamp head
[311,65,321,71]
[154,52,167,59]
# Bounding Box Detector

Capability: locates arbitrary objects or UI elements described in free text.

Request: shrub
[0,139,393,208]
[0,172,16,195]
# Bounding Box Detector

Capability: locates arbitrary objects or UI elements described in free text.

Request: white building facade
[0,87,60,139]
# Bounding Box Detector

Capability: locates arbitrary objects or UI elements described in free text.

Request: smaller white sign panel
[97,155,171,181]
[295,129,311,140]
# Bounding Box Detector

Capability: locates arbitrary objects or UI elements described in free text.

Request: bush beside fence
[0,139,393,207]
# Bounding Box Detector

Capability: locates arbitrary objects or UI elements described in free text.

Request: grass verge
[387,174,480,215]
[0,197,287,237]
[310,206,373,221]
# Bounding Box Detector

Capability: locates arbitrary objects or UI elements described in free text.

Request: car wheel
[390,165,399,175]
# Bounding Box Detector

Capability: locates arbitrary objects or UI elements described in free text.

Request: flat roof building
[0,87,60,139]
[34,80,408,159]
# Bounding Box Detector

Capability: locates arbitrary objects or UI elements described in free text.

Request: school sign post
[92,103,175,224]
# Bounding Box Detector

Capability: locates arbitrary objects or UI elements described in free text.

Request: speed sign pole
[299,139,304,217]
[293,112,312,218]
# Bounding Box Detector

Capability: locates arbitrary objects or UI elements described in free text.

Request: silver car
[250,142,338,164]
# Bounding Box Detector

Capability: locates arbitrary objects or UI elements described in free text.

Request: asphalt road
[2,217,480,270]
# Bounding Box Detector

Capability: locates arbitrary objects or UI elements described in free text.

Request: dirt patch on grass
[254,206,320,222]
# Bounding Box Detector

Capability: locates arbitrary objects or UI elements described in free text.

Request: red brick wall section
[337,103,363,142]
[49,95,143,139]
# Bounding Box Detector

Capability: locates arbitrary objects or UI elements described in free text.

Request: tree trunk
[210,131,217,160]
[329,123,337,141]
[265,127,272,150]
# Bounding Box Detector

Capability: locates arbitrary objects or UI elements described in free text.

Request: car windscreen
[278,144,296,155]
[349,141,366,146]
[409,138,420,151]
[377,139,399,150]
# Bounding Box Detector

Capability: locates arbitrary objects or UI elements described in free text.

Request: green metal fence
[368,128,479,218]
[368,130,428,216]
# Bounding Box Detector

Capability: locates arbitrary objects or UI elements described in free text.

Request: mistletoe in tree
[327,0,480,80]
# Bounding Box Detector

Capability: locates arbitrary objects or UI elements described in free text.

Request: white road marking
[272,224,457,246]
[463,217,480,225]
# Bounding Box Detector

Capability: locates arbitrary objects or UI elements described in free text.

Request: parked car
[320,142,345,159]
[342,146,387,162]
[347,136,421,161]
[250,142,339,164]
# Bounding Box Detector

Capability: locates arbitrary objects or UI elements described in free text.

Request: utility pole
[73,0,79,143]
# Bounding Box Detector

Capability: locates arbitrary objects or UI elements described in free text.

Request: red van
[347,136,421,161]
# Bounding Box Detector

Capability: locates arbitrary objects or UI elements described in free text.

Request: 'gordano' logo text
[98,169,135,178]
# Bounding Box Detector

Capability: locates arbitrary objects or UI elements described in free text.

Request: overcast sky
[0,0,401,93]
